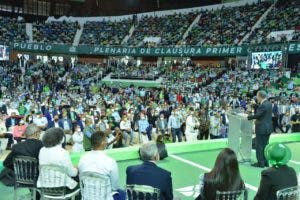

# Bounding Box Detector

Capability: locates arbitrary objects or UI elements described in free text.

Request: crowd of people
[1,0,299,47]
[185,1,271,46]
[126,11,198,47]
[162,63,224,90]
[0,58,299,153]
[0,0,299,199]
[0,16,28,45]
[80,19,132,46]
[32,21,80,44]
[246,0,300,44]
[110,61,163,80]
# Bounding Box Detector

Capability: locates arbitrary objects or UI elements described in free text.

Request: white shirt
[39,145,78,177]
[33,117,48,127]
[78,150,120,192]
[120,120,131,131]
[38,145,78,189]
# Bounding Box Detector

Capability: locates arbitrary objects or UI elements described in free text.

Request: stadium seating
[185,2,271,46]
[32,21,79,44]
[246,0,300,44]
[127,12,198,47]
[80,19,132,45]
[0,16,28,44]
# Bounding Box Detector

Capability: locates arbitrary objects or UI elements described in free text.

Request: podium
[228,112,253,162]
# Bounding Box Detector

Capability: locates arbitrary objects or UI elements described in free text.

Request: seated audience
[80,19,131,45]
[126,141,173,200]
[186,2,270,45]
[254,142,298,200]
[0,16,28,44]
[127,12,197,47]
[0,124,42,186]
[78,131,126,200]
[33,21,78,44]
[196,148,244,200]
[246,0,300,44]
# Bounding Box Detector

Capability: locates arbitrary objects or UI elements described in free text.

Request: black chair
[126,184,160,200]
[216,189,248,200]
[13,156,39,200]
[276,186,299,200]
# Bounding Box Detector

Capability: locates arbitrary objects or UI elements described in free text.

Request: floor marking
[170,154,258,192]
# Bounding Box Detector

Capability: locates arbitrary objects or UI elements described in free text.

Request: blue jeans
[113,189,126,200]
[171,128,182,142]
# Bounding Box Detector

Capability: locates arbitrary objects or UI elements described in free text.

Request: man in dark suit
[0,124,43,185]
[126,142,173,200]
[248,90,273,168]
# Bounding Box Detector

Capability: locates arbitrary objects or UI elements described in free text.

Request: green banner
[11,42,300,57]
[288,43,300,54]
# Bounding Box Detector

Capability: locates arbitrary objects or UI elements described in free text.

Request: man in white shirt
[33,111,48,131]
[120,116,133,146]
[78,131,125,200]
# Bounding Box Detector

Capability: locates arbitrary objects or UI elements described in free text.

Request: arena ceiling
[1,0,227,17]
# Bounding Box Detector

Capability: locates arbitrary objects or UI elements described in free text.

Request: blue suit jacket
[58,118,73,130]
[126,161,173,200]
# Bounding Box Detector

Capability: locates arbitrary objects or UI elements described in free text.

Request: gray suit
[248,100,272,166]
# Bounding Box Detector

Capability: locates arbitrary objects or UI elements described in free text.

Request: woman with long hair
[196,148,244,200]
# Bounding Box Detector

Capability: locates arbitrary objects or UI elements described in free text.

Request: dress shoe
[251,163,264,168]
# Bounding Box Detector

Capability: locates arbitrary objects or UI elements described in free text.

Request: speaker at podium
[227,110,253,163]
